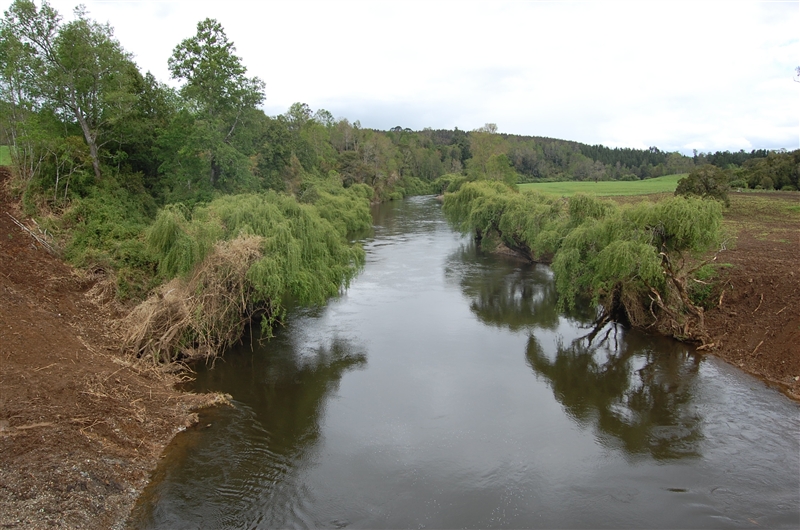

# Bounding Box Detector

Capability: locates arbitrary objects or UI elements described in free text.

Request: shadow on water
[130,334,367,529]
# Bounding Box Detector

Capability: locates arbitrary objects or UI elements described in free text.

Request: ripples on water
[131,196,800,529]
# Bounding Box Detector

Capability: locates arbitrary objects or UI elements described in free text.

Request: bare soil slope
[703,192,800,399]
[0,167,222,529]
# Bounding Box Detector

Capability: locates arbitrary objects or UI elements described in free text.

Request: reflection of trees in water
[445,241,564,332]
[135,337,367,528]
[526,327,703,460]
[370,195,442,237]
[206,338,367,454]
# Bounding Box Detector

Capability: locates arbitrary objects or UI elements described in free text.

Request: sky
[3,0,799,154]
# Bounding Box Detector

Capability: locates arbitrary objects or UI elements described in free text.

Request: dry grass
[122,235,265,364]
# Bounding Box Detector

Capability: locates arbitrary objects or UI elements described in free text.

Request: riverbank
[702,192,800,399]
[0,168,226,529]
[1,177,797,528]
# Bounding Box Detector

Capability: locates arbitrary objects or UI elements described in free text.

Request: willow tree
[552,196,723,341]
[125,191,367,363]
[443,181,724,343]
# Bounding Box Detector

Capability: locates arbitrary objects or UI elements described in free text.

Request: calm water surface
[131,196,799,529]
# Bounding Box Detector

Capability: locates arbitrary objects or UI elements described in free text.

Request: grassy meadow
[519,173,685,196]
[0,146,10,166]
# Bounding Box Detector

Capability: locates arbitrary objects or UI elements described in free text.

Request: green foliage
[395,175,436,197]
[741,149,800,191]
[168,18,265,190]
[0,145,10,165]
[444,181,723,340]
[432,173,470,194]
[136,191,366,358]
[296,174,373,236]
[675,164,730,206]
[59,182,156,299]
[688,264,717,309]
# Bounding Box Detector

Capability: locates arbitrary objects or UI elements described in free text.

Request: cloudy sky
[5,0,799,153]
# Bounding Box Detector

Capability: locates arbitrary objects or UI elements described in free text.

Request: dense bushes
[442,181,724,342]
[126,191,367,362]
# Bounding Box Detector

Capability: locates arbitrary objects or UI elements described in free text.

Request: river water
[131,196,799,529]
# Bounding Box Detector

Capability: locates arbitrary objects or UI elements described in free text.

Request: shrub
[675,164,730,206]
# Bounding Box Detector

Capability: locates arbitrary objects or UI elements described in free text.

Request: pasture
[519,174,685,196]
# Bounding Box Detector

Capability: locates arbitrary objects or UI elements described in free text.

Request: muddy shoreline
[1,179,798,528]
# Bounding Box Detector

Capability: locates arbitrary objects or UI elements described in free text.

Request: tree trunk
[70,96,102,182]
[210,154,219,187]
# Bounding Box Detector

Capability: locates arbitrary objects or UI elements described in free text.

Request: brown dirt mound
[0,167,225,529]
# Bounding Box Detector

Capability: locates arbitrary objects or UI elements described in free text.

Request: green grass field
[518,174,685,197]
[0,146,11,166]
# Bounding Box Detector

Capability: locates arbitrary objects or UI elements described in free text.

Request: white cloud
[3,0,798,152]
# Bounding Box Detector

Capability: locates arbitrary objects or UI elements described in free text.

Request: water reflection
[447,240,704,461]
[132,335,366,529]
[526,329,703,460]
[446,242,561,331]
[370,195,443,238]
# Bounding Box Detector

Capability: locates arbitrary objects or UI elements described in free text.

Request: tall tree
[1,0,136,181]
[168,18,265,188]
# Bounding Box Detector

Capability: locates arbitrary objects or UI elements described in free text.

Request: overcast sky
[5,0,799,153]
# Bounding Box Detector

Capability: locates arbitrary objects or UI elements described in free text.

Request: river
[131,196,799,529]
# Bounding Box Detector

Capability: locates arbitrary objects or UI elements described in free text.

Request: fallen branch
[751,340,764,356]
[752,293,763,314]
[776,306,787,315]
[5,212,57,256]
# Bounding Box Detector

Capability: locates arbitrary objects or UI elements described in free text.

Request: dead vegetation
[123,235,266,364]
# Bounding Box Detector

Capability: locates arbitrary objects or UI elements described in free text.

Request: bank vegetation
[442,180,726,344]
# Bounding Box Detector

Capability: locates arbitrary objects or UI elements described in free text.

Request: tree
[168,18,265,188]
[468,125,503,177]
[1,0,137,182]
[675,164,730,206]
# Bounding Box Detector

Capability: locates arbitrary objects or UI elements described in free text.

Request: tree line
[1,1,792,361]
[692,149,799,191]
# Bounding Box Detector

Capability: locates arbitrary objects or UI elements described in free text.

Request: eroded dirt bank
[703,192,800,399]
[0,168,223,529]
[0,177,797,528]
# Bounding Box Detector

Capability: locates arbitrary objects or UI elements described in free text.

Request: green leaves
[675,164,730,206]
[443,183,724,338]
[166,18,265,189]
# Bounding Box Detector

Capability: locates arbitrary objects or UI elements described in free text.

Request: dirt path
[0,176,797,528]
[0,168,223,529]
